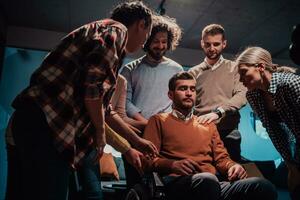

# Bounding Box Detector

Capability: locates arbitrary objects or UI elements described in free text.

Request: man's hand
[171,159,202,175]
[135,138,158,160]
[227,164,247,181]
[197,113,219,124]
[123,148,144,175]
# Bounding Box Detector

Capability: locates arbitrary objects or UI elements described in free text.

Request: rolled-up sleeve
[105,123,131,154]
[84,26,127,100]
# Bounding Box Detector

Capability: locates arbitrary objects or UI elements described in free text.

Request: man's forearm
[106,113,141,146]
[223,92,247,113]
[84,98,105,132]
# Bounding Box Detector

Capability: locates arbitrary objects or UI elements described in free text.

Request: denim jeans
[76,149,103,200]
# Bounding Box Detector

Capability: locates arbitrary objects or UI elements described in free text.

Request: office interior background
[0,0,300,199]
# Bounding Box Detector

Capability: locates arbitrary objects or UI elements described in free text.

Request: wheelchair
[125,172,166,200]
[124,161,270,200]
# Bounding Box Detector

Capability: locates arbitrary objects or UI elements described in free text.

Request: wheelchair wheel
[125,184,151,200]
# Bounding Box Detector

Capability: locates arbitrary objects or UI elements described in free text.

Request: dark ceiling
[1,0,300,61]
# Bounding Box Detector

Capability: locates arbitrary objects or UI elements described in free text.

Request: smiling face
[147,31,168,61]
[238,63,263,91]
[201,34,226,60]
[168,79,196,111]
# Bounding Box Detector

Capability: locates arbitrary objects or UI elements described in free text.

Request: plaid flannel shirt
[12,19,127,167]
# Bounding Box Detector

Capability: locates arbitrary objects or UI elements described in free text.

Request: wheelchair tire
[125,184,151,200]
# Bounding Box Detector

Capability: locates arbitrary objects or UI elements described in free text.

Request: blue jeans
[76,150,103,200]
[8,102,71,200]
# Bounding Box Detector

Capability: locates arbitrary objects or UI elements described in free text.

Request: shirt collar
[268,72,281,94]
[171,108,193,121]
[204,55,224,70]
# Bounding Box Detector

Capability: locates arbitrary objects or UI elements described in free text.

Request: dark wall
[0,6,7,199]
[0,5,7,79]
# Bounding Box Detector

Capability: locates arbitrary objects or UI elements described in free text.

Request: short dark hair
[168,72,195,91]
[111,1,152,28]
[143,15,182,52]
[202,24,225,40]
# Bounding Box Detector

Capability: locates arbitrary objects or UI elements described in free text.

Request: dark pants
[122,154,141,189]
[5,144,21,200]
[286,161,300,200]
[163,172,277,200]
[219,129,242,162]
[6,103,71,200]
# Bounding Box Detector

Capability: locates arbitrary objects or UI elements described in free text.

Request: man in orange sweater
[143,72,277,200]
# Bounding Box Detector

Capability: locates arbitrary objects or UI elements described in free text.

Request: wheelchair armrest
[144,172,165,199]
[152,172,164,188]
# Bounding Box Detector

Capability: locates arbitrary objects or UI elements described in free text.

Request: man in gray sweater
[189,24,247,162]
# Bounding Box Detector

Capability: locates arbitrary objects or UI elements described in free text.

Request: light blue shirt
[121,56,183,119]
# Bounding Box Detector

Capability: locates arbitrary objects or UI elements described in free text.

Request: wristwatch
[212,108,222,119]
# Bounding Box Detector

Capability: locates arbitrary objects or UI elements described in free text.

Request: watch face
[212,109,222,118]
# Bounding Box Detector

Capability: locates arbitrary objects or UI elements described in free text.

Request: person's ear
[137,19,146,31]
[168,91,174,101]
[200,39,204,49]
[222,39,227,48]
[257,63,266,72]
[131,19,145,33]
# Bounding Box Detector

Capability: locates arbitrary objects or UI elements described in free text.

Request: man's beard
[206,51,221,60]
[148,48,167,61]
[174,99,194,110]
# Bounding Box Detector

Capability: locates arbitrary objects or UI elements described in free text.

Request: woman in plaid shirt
[236,46,300,200]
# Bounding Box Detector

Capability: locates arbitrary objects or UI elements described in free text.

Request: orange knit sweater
[143,113,236,176]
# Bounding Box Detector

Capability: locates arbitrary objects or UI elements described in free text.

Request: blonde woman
[236,46,299,200]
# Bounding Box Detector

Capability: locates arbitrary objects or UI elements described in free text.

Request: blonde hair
[236,47,296,73]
